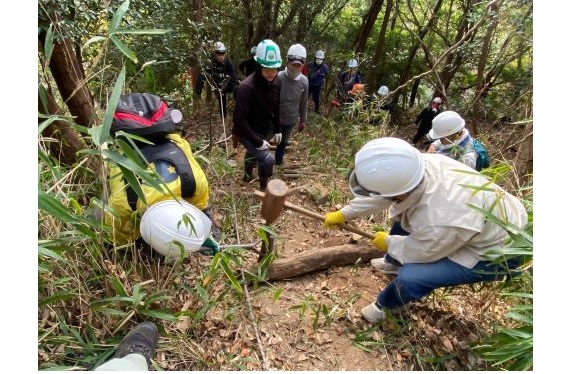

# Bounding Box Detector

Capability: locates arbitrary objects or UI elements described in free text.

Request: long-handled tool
[254,179,375,240]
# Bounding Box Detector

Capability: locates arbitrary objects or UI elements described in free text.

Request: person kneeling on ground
[323,137,528,323]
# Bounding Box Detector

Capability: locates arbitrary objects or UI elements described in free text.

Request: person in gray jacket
[426,110,477,169]
[274,43,309,166]
[323,137,528,323]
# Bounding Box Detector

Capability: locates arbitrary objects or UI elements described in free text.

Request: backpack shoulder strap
[139,141,196,198]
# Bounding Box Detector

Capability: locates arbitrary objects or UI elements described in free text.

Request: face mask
[315,59,323,64]
[286,66,301,79]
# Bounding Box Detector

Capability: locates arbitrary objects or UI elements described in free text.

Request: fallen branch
[251,243,384,281]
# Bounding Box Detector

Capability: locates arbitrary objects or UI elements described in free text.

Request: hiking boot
[114,322,159,365]
[361,303,385,323]
[243,161,255,182]
[259,176,269,191]
[370,257,401,275]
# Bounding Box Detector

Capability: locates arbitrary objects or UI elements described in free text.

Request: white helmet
[347,59,358,68]
[315,50,325,59]
[377,86,389,95]
[432,97,442,104]
[287,43,307,61]
[350,137,425,197]
[428,111,465,140]
[254,39,282,68]
[140,199,212,258]
[213,41,226,53]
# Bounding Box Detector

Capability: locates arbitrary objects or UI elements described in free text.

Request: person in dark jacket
[232,39,282,191]
[195,41,239,118]
[336,58,363,105]
[411,97,443,146]
[238,46,258,78]
[305,49,329,113]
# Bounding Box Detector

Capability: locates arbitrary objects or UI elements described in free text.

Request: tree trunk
[39,87,88,166]
[472,0,503,125]
[353,0,384,54]
[513,121,533,187]
[394,0,443,102]
[48,37,98,128]
[250,243,384,281]
[366,0,393,89]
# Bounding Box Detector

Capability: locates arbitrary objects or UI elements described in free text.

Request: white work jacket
[341,153,528,269]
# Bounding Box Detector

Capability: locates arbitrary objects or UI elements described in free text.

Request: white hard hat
[214,41,226,52]
[428,111,465,140]
[287,43,307,62]
[254,39,282,68]
[140,199,212,258]
[377,86,389,95]
[347,59,358,68]
[432,97,442,104]
[350,137,425,197]
[315,50,325,59]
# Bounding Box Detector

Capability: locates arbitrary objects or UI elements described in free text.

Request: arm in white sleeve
[387,225,478,264]
[340,195,392,220]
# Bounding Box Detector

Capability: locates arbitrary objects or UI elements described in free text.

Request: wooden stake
[260,179,289,224]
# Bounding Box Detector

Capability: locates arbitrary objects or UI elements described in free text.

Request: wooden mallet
[255,179,375,239]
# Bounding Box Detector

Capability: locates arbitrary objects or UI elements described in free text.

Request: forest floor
[162,99,521,371]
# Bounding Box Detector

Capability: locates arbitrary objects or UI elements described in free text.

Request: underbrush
[39,88,532,370]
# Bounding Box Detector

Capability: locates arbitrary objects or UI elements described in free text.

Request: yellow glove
[371,231,389,251]
[324,211,346,228]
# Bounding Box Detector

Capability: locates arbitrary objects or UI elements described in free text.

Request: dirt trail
[180,108,510,370]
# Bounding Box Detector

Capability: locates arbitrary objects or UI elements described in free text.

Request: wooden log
[260,179,289,224]
[251,243,384,281]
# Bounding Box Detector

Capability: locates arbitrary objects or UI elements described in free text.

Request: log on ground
[252,243,384,281]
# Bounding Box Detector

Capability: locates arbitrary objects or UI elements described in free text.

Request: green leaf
[83,35,107,49]
[112,29,172,35]
[108,0,130,34]
[218,258,242,294]
[44,24,54,60]
[38,191,79,224]
[89,67,125,145]
[139,309,179,322]
[38,245,65,262]
[110,35,138,63]
[39,291,77,306]
[111,277,127,297]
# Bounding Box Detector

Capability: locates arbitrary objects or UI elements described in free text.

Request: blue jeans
[275,124,295,165]
[377,221,522,309]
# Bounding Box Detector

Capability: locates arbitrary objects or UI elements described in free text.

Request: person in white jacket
[323,137,528,323]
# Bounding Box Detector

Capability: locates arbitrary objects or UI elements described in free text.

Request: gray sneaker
[114,322,159,365]
[370,258,401,275]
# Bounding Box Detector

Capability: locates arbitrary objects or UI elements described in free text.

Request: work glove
[256,139,270,150]
[271,133,283,144]
[371,231,389,252]
[324,211,346,228]
[198,236,220,256]
[298,121,306,131]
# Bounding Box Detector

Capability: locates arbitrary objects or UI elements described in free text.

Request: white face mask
[315,58,323,64]
[286,66,301,79]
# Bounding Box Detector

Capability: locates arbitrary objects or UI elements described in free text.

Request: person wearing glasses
[323,137,527,323]
[194,41,239,118]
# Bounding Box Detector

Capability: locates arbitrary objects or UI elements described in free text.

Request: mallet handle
[253,190,375,240]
